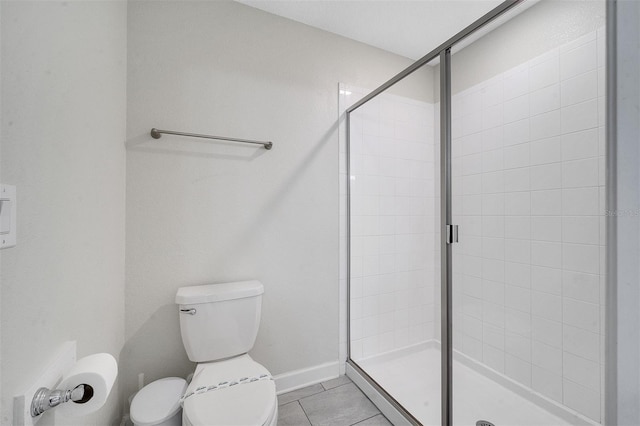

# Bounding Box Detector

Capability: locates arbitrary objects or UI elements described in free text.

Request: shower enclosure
[343,1,607,425]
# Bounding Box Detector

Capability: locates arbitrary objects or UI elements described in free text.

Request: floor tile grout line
[297,398,314,426]
[350,413,385,426]
[279,384,326,405]
[322,380,354,392]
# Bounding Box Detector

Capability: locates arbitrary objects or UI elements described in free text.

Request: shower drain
[476,421,495,426]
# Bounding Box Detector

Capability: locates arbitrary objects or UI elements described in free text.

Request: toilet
[129,280,276,426]
[176,280,277,426]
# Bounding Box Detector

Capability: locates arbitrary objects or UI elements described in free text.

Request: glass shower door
[449,1,606,424]
[347,59,441,424]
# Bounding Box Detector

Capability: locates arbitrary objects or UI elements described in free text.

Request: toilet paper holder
[30,383,94,417]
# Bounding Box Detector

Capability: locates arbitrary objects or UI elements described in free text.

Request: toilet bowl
[181,355,277,426]
[175,280,277,426]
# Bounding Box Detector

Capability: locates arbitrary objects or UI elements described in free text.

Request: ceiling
[236,0,505,60]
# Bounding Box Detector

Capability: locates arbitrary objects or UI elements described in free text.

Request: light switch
[0,184,16,249]
[0,200,12,234]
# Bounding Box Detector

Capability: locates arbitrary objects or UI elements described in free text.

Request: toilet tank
[175,281,264,363]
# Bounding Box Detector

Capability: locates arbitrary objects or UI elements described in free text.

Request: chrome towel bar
[150,128,273,150]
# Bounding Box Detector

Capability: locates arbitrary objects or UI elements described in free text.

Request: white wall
[124,0,418,402]
[0,2,127,425]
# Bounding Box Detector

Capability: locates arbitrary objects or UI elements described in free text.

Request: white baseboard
[273,361,341,395]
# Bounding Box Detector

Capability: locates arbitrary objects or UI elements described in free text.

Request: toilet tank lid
[175,280,264,305]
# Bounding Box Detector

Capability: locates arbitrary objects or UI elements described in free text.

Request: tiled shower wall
[451,28,606,422]
[345,86,437,361]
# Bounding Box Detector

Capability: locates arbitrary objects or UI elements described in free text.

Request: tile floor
[277,375,391,426]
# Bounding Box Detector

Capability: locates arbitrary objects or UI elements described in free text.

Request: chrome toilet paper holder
[30,383,94,417]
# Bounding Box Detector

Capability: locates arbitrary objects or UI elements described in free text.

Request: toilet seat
[182,354,277,426]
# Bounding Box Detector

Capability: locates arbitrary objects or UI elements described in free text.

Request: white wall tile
[531,190,562,216]
[563,270,599,304]
[463,112,483,136]
[563,351,600,391]
[482,80,504,108]
[531,265,562,295]
[506,330,532,360]
[561,70,598,106]
[530,136,561,166]
[504,94,530,124]
[506,286,531,313]
[504,66,530,100]
[505,216,530,240]
[482,258,505,283]
[503,168,530,192]
[531,216,561,242]
[503,119,530,146]
[482,126,504,152]
[532,290,562,322]
[505,192,531,215]
[505,353,532,386]
[482,193,505,215]
[562,216,599,244]
[482,237,505,260]
[563,298,599,333]
[563,324,600,362]
[562,128,598,161]
[505,239,531,264]
[561,99,598,134]
[532,366,563,403]
[483,344,505,373]
[562,157,599,188]
[483,301,506,328]
[483,103,504,130]
[532,241,562,269]
[530,84,560,116]
[505,262,531,288]
[532,340,562,374]
[562,187,600,215]
[560,40,597,81]
[504,143,530,169]
[481,149,504,173]
[482,171,504,194]
[532,316,562,348]
[530,163,562,190]
[482,216,504,238]
[562,243,599,274]
[563,379,600,422]
[531,110,561,141]
[483,279,505,305]
[530,57,559,91]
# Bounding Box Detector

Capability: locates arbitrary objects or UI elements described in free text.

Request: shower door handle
[446,224,459,244]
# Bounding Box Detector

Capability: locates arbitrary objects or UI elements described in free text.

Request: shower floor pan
[355,343,599,426]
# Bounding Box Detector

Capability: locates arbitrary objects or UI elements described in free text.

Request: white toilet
[175,280,277,426]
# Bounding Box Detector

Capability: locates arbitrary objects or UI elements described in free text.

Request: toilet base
[264,398,278,426]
